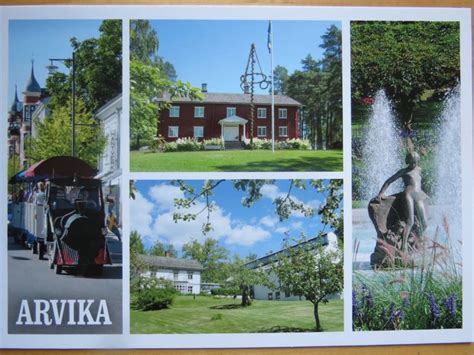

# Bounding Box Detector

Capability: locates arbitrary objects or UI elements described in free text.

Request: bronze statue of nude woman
[375,150,428,252]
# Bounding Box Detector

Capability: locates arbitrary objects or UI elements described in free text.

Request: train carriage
[8,156,111,276]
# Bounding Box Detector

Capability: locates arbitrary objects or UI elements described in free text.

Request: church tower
[19,61,42,168]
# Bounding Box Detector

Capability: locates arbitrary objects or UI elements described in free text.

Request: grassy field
[130,149,343,172]
[131,295,344,334]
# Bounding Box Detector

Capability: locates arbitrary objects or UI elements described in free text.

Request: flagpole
[269,21,275,153]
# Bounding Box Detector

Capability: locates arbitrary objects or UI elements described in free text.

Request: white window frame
[278,108,288,119]
[168,126,179,138]
[257,107,267,119]
[226,107,236,117]
[279,126,288,137]
[193,126,204,138]
[169,105,180,118]
[187,272,193,280]
[257,126,267,137]
[194,106,205,118]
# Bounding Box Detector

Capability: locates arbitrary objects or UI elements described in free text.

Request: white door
[223,126,239,141]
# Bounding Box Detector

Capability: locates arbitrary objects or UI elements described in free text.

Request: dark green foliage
[130,21,202,148]
[286,25,342,149]
[182,238,229,283]
[47,20,122,113]
[273,236,343,331]
[351,21,459,129]
[133,279,179,311]
[210,287,241,296]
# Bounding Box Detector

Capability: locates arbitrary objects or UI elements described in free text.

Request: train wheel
[88,265,104,277]
[55,264,62,275]
[38,242,44,260]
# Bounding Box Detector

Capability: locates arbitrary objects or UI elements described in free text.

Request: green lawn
[131,295,344,334]
[130,149,343,172]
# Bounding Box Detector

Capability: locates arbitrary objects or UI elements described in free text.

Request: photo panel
[129,19,343,173]
[7,19,123,334]
[351,21,463,331]
[129,179,344,334]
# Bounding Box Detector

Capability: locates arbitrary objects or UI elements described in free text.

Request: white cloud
[260,183,314,218]
[152,201,233,247]
[275,226,289,234]
[260,215,278,228]
[225,225,271,246]
[130,191,154,238]
[290,221,304,230]
[307,199,322,210]
[260,184,280,200]
[148,184,184,211]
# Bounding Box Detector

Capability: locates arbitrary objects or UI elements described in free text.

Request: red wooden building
[157,85,301,144]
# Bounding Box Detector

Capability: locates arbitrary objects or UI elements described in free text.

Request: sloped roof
[141,255,204,272]
[9,87,20,113]
[25,65,41,93]
[157,92,301,106]
[245,232,338,269]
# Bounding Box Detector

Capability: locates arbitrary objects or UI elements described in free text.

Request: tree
[225,255,272,307]
[130,19,177,81]
[72,20,122,112]
[351,21,460,130]
[130,20,202,148]
[182,238,229,283]
[286,25,342,149]
[272,65,289,95]
[173,179,343,239]
[47,20,122,113]
[149,240,177,257]
[28,98,106,167]
[130,19,160,65]
[272,235,343,331]
[130,230,146,292]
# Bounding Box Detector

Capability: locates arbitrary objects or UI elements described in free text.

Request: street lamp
[46,52,76,157]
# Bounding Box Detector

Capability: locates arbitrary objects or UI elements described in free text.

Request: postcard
[0,4,471,350]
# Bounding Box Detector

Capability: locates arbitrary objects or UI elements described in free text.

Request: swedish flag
[267,21,272,54]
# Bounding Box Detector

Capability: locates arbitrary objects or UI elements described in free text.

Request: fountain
[354,88,462,269]
[361,90,403,201]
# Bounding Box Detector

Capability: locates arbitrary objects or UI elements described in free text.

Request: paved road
[8,235,122,334]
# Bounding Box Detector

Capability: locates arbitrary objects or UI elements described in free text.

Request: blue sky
[152,20,340,94]
[131,180,341,259]
[8,20,102,105]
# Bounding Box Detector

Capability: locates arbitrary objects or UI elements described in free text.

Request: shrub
[162,142,178,152]
[132,278,179,311]
[279,138,311,150]
[176,137,203,151]
[203,138,224,147]
[211,287,240,296]
[244,138,311,150]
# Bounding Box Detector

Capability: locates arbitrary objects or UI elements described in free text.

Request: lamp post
[46,51,76,157]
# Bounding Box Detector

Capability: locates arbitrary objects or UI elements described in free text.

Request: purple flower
[443,294,457,317]
[388,303,396,322]
[352,290,360,319]
[427,293,441,319]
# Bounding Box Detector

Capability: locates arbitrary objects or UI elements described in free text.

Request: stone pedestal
[368,193,423,268]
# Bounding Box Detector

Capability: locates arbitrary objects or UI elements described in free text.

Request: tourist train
[8,156,111,276]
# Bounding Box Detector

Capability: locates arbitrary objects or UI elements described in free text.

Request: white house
[95,94,122,239]
[141,254,204,295]
[246,232,341,301]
